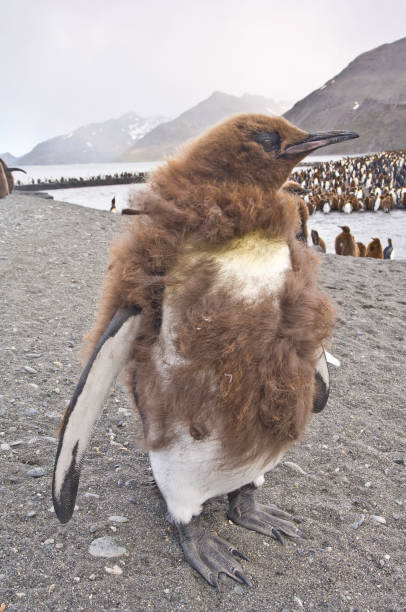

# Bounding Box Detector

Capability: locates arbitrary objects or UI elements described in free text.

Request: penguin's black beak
[8,167,27,174]
[283,130,359,156]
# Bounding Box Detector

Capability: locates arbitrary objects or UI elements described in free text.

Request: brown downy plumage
[0,161,8,198]
[335,226,359,256]
[282,180,309,244]
[0,159,27,198]
[83,114,339,468]
[357,242,367,257]
[311,229,327,253]
[366,238,384,258]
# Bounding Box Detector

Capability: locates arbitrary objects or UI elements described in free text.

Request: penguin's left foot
[177,516,251,588]
[227,484,306,543]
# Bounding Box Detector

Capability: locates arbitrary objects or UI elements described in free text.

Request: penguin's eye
[251,131,281,153]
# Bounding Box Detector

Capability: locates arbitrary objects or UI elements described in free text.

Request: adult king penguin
[52,115,358,587]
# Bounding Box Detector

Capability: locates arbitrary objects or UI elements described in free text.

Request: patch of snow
[319,84,327,90]
[63,133,73,140]
[86,142,93,148]
[353,101,360,110]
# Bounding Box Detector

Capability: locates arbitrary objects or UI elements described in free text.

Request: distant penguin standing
[52,114,357,587]
[357,242,367,257]
[282,180,309,244]
[383,238,394,259]
[110,196,118,213]
[311,229,327,253]
[335,226,359,256]
[366,238,384,258]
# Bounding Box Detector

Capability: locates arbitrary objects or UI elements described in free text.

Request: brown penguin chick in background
[366,237,384,258]
[311,229,327,253]
[282,180,309,244]
[52,115,358,588]
[335,226,359,256]
[357,242,367,257]
[0,162,7,198]
[0,158,27,198]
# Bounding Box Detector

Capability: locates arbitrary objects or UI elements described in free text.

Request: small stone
[370,515,386,525]
[27,467,45,478]
[394,459,404,465]
[89,525,98,533]
[74,576,80,582]
[16,592,26,599]
[55,543,63,549]
[44,538,54,546]
[392,513,400,520]
[364,482,371,488]
[234,585,244,595]
[10,440,24,447]
[89,573,96,581]
[284,461,307,475]
[104,564,123,575]
[84,493,100,499]
[88,536,127,558]
[27,511,37,518]
[1,443,11,451]
[24,408,39,416]
[293,595,304,608]
[24,366,37,374]
[25,353,42,359]
[108,515,129,524]
[350,514,365,530]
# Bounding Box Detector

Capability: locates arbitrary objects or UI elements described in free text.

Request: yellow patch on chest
[211,233,291,302]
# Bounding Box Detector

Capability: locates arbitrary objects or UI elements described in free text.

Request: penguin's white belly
[149,425,282,524]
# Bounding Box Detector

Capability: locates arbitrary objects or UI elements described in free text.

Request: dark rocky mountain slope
[284,37,406,154]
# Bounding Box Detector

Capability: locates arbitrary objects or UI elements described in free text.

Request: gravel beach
[1,193,405,611]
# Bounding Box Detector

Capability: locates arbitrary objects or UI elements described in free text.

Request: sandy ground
[0,193,405,612]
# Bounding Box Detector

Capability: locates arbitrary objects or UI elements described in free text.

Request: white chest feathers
[212,234,291,303]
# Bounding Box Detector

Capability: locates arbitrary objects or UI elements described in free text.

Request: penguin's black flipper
[313,348,330,413]
[52,306,142,524]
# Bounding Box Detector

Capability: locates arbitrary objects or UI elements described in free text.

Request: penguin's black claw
[177,517,251,588]
[228,484,306,541]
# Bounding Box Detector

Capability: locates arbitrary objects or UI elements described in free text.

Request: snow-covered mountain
[0,152,18,165]
[122,92,288,161]
[17,112,168,165]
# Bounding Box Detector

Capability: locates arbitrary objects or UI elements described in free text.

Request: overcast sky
[1,0,405,156]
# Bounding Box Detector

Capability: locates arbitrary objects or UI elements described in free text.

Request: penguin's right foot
[176,516,251,588]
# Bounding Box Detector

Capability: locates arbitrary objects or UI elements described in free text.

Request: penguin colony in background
[291,150,406,214]
[0,158,26,198]
[53,115,358,587]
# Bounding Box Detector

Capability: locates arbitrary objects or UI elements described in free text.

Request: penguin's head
[180,114,358,191]
[339,226,351,233]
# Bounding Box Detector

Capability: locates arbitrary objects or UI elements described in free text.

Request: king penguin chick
[52,115,358,588]
[282,180,309,244]
[335,226,359,256]
[311,229,327,253]
[383,238,394,259]
[366,237,384,258]
[0,158,26,198]
[357,242,367,257]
